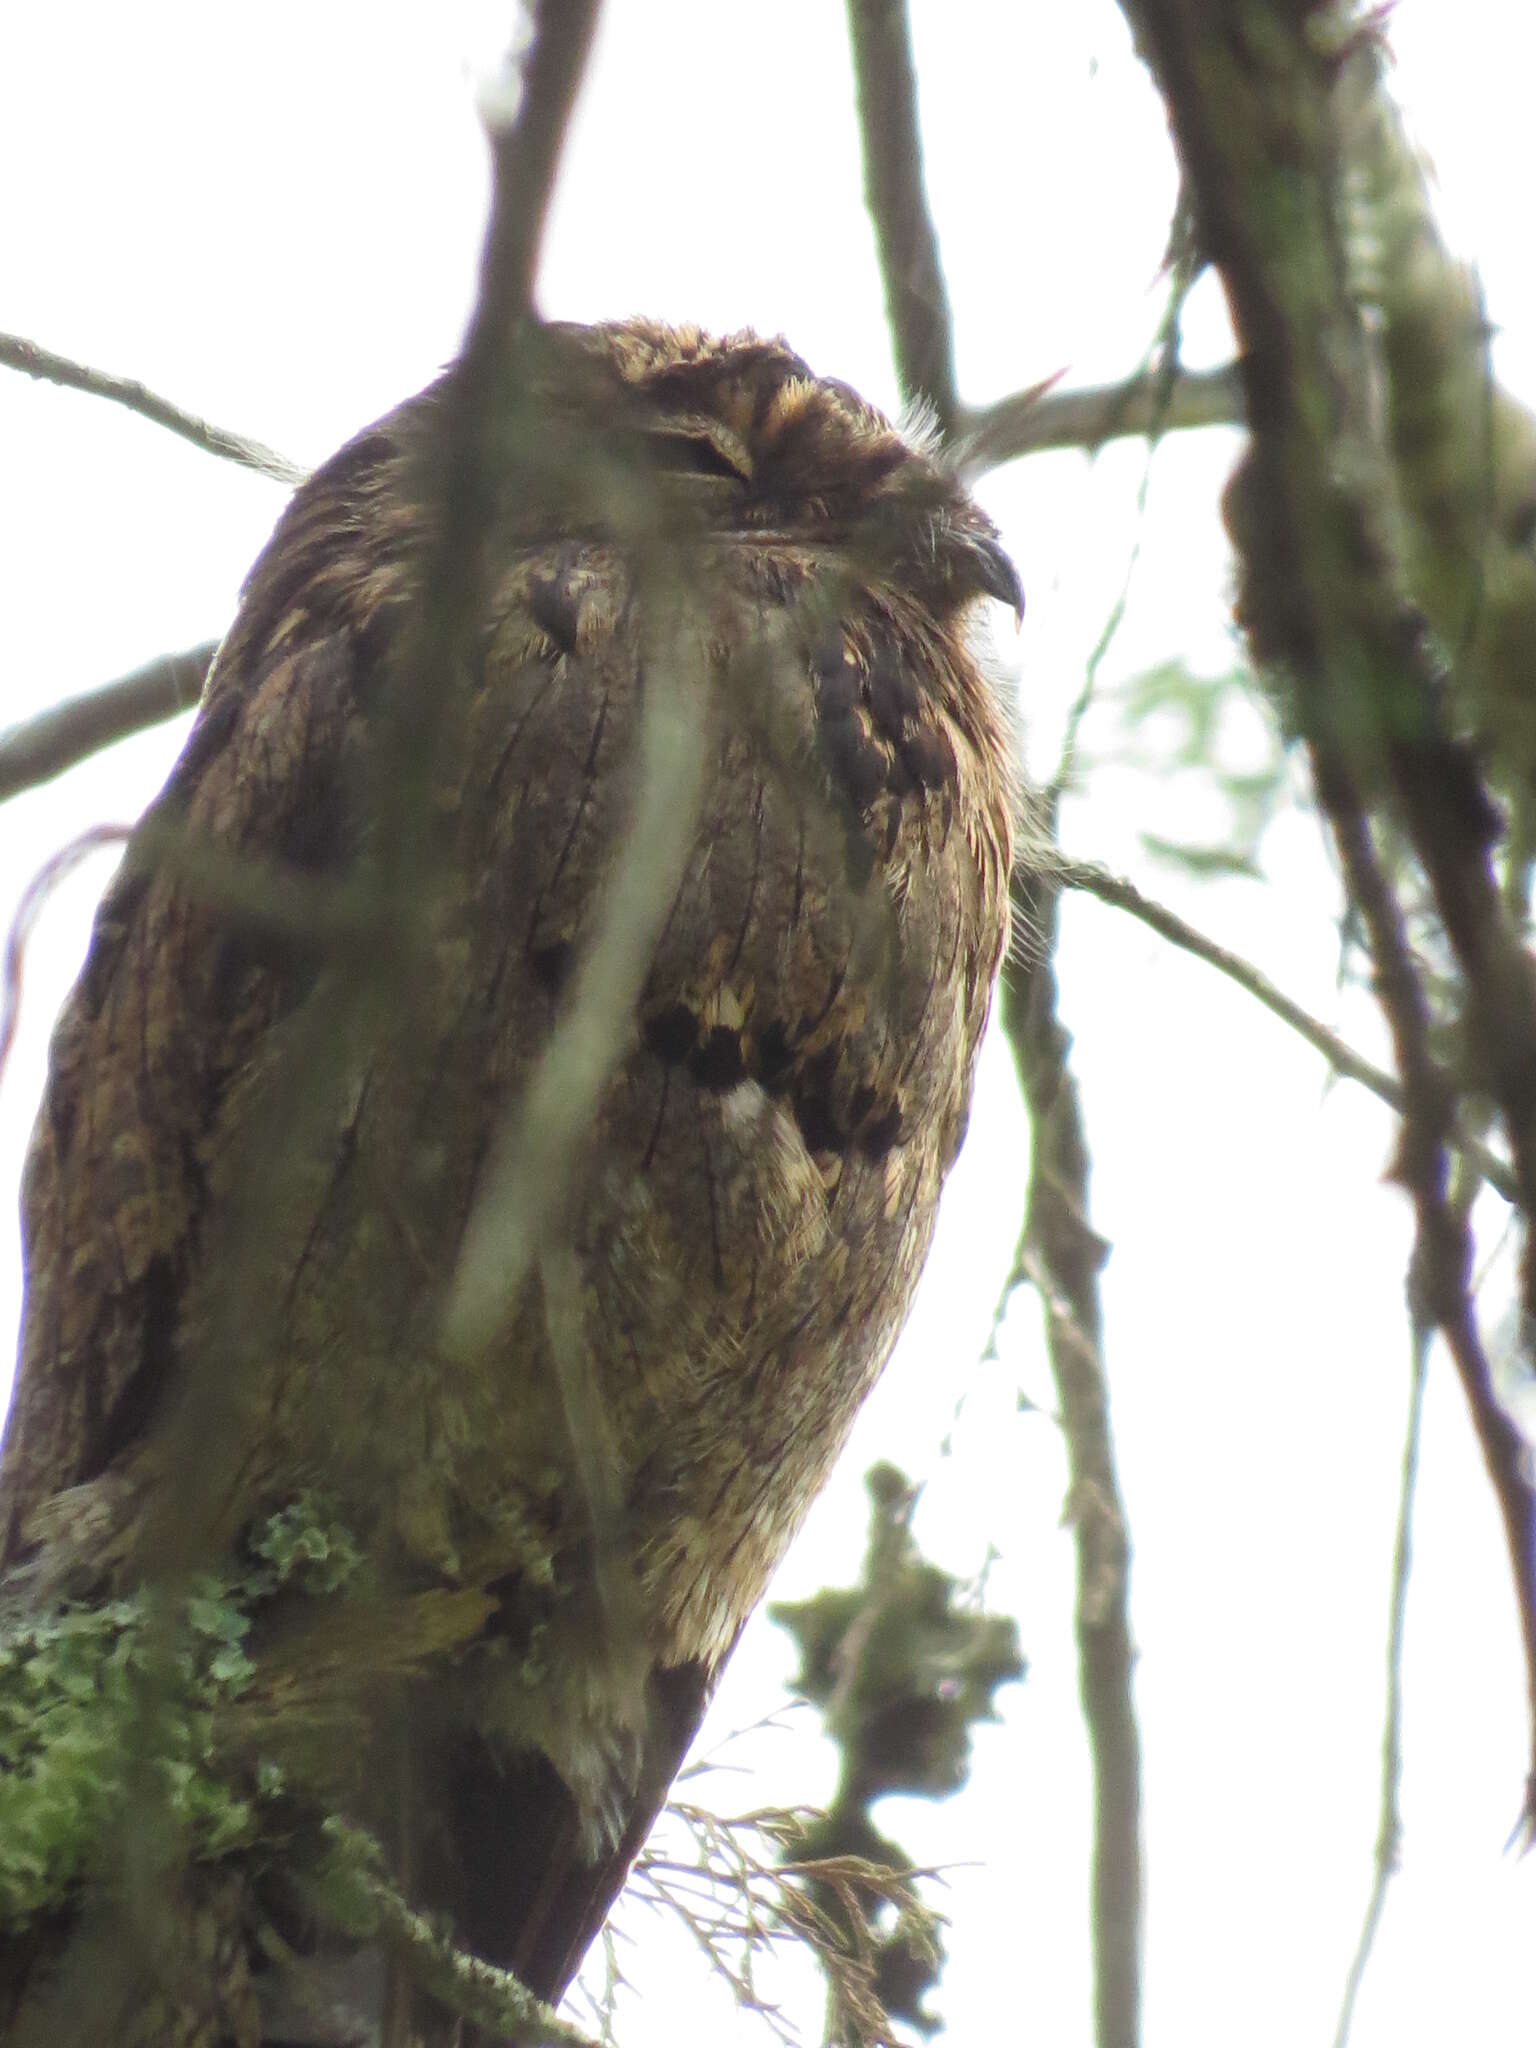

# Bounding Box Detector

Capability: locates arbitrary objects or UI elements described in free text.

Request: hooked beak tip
[974,535,1024,624]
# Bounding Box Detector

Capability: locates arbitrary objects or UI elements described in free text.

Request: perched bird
[0,321,1018,2043]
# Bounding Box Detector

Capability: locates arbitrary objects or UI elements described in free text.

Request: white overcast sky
[3,5,1535,2045]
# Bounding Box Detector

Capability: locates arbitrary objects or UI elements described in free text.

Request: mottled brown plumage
[1,321,1016,2042]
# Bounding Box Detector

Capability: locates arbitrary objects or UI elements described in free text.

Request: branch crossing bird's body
[0,322,1017,2043]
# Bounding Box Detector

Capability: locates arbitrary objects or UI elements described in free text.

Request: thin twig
[0,642,216,805]
[370,0,603,905]
[1055,856,1517,1203]
[0,330,304,484]
[441,599,710,1357]
[959,363,1243,476]
[1002,860,1142,2048]
[844,0,959,434]
[839,6,1147,2031]
[1331,1319,1429,2048]
[1326,769,1536,1829]
[0,825,132,1088]
[1046,443,1156,811]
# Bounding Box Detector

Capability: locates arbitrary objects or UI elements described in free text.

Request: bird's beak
[971,534,1024,623]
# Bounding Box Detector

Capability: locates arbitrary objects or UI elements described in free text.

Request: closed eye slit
[644,429,749,482]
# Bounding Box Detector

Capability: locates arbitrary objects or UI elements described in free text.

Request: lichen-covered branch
[1324,765,1536,1813]
[1119,2,1536,1246]
[1117,0,1536,1809]
[323,1823,599,2048]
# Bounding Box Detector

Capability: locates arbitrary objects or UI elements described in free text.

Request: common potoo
[0,322,1017,2043]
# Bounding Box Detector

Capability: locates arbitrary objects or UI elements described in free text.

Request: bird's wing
[1,406,435,1569]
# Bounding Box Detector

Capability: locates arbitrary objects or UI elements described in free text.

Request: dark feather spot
[786,1040,848,1156]
[690,1027,747,1088]
[822,714,889,810]
[884,749,915,799]
[351,599,408,701]
[898,722,955,793]
[809,623,847,680]
[815,661,863,722]
[812,639,863,720]
[643,1002,700,1063]
[757,1020,793,1088]
[529,940,574,995]
[1508,497,1536,551]
[795,1095,841,1155]
[868,647,921,734]
[528,555,584,653]
[860,1102,905,1157]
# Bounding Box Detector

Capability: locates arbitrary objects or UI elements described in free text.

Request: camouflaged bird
[0,321,1018,2043]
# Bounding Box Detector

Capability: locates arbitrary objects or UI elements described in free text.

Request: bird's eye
[646,431,749,482]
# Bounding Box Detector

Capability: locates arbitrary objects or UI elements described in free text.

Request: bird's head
[521,319,1022,626]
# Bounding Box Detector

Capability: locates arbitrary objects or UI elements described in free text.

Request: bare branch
[370,0,603,903]
[1331,1321,1429,2048]
[1322,769,1536,1830]
[0,330,304,484]
[472,0,604,338]
[1002,858,1142,2048]
[960,364,1243,475]
[0,826,131,1089]
[1055,855,1518,1203]
[0,642,216,805]
[844,0,958,434]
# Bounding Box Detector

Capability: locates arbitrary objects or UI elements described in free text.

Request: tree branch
[1331,1318,1428,2048]
[1118,3,1536,1265]
[842,8,1147,2028]
[372,0,603,907]
[0,826,132,1088]
[471,0,604,341]
[1118,0,1536,1812]
[0,330,304,484]
[1056,855,1517,1203]
[844,0,959,434]
[0,641,216,805]
[960,364,1243,474]
[325,1822,599,2048]
[1002,859,1143,2048]
[1322,766,1536,1827]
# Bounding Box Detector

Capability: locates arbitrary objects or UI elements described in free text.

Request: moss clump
[0,1493,363,1927]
